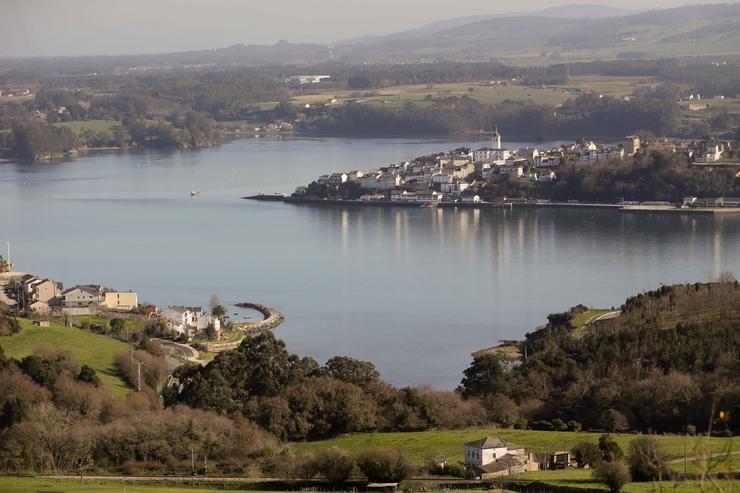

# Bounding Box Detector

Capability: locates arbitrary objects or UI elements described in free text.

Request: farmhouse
[464,437,540,479]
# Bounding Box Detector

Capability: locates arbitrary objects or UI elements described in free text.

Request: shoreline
[244,195,740,215]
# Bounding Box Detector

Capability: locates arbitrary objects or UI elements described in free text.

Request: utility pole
[135,360,144,391]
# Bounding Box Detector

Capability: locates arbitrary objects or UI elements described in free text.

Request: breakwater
[202,302,285,352]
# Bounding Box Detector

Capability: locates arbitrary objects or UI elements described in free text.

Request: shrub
[599,433,624,462]
[315,447,354,484]
[357,448,414,482]
[593,460,630,493]
[628,435,670,482]
[599,408,630,432]
[572,441,602,468]
[76,364,101,387]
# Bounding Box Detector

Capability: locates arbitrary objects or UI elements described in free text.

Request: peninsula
[247,132,740,212]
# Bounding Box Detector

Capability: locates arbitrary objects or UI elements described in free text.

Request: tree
[460,354,510,398]
[356,448,414,482]
[19,355,61,389]
[627,436,670,482]
[572,441,602,468]
[599,409,630,432]
[209,294,226,320]
[324,356,379,386]
[76,365,100,387]
[109,318,125,336]
[316,447,354,484]
[599,434,624,462]
[593,460,630,493]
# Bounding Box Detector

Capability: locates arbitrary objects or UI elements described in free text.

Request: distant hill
[333,3,740,62]
[2,3,739,73]
[532,4,636,18]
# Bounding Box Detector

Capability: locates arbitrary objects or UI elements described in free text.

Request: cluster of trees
[286,447,414,485]
[492,151,740,203]
[169,333,489,440]
[460,281,740,434]
[307,93,684,139]
[10,121,77,161]
[0,345,281,475]
[572,434,673,492]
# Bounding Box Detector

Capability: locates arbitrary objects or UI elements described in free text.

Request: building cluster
[463,436,571,479]
[295,132,646,204]
[0,87,32,98]
[159,305,221,339]
[17,274,138,316]
[7,271,222,340]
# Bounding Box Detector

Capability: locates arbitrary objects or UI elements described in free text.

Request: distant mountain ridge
[1,3,738,71]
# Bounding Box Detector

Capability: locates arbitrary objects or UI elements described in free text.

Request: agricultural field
[0,318,132,397]
[548,75,657,98]
[291,428,734,465]
[290,82,571,108]
[54,119,121,134]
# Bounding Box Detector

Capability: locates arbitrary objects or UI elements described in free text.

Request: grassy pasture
[0,318,131,397]
[54,119,121,135]
[291,428,734,465]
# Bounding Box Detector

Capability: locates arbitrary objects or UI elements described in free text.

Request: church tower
[492,126,501,150]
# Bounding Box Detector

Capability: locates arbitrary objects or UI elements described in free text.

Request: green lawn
[54,119,121,135]
[291,429,734,465]
[0,318,132,397]
[571,308,614,338]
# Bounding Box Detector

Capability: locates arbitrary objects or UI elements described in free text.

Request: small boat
[191,191,201,197]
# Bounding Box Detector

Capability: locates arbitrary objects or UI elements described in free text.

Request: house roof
[477,456,520,474]
[63,284,101,296]
[465,436,522,450]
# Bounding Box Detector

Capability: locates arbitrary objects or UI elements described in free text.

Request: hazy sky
[0,0,722,57]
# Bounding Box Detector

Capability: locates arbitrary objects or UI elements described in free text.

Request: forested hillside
[461,279,740,434]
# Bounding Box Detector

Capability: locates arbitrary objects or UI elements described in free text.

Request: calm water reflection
[1,137,738,388]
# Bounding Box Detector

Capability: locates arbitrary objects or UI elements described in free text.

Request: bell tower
[492,126,501,150]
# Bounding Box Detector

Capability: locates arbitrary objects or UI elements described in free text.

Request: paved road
[152,338,204,366]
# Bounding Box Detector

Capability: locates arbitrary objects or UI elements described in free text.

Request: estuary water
[1,137,739,388]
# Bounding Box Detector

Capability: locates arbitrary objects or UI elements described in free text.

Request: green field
[0,477,273,493]
[291,429,734,465]
[54,119,121,135]
[518,469,738,492]
[0,318,132,397]
[551,75,656,98]
[290,81,570,109]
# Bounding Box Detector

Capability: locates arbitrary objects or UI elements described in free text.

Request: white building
[695,143,724,163]
[160,306,220,337]
[441,182,470,193]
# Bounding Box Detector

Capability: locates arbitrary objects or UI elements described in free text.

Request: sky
[0,0,724,57]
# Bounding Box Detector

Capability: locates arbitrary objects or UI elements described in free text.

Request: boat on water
[191,191,201,197]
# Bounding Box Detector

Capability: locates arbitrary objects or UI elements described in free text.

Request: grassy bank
[0,318,131,397]
[292,428,733,464]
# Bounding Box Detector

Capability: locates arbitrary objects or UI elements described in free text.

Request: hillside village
[290,133,738,206]
[0,271,221,341]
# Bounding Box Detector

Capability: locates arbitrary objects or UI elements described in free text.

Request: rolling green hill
[0,318,132,397]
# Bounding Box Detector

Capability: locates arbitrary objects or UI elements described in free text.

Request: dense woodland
[0,279,737,474]
[487,151,740,202]
[307,93,684,138]
[460,280,740,434]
